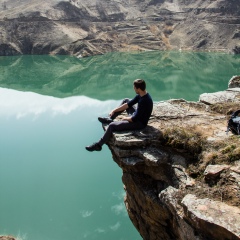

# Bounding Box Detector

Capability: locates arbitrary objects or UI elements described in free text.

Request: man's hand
[109,110,115,117]
[109,103,129,118]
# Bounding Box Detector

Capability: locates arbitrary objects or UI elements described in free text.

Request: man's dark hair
[133,79,146,91]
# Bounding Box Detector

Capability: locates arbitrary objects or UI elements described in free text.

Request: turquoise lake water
[0,51,239,240]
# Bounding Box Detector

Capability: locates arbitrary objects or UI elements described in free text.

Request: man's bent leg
[98,121,144,146]
[110,98,136,120]
[98,98,136,124]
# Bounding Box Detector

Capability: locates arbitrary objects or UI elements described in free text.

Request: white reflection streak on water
[80,210,94,218]
[111,203,127,216]
[0,88,119,118]
[110,222,121,231]
[0,87,141,240]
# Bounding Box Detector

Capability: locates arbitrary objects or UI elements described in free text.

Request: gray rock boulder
[229,76,240,88]
[199,78,240,105]
[199,89,240,105]
[182,194,240,240]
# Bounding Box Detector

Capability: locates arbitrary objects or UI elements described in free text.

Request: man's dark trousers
[98,98,145,146]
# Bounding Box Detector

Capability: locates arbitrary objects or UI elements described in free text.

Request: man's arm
[109,103,129,117]
[110,102,133,122]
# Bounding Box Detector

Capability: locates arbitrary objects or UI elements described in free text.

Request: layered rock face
[0,0,239,56]
[106,77,240,239]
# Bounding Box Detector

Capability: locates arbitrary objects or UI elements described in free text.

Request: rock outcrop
[0,236,16,240]
[106,77,240,239]
[0,0,239,56]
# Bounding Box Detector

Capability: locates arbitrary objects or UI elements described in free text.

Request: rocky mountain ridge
[0,0,239,56]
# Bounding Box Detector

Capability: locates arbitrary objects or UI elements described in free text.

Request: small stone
[204,164,230,178]
[228,76,240,88]
[0,236,16,240]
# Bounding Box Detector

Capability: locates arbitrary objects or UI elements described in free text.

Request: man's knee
[122,98,131,104]
[109,121,126,132]
[108,122,116,131]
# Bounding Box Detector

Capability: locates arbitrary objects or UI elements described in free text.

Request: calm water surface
[0,51,239,240]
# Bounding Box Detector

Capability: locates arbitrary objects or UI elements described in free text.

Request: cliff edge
[106,76,240,240]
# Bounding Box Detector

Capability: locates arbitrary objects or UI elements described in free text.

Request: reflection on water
[0,88,141,240]
[0,51,240,240]
[0,88,117,118]
[0,51,239,101]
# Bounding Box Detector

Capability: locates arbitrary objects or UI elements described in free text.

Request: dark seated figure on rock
[85,79,153,152]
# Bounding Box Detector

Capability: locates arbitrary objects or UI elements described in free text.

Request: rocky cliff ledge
[106,76,240,240]
[0,0,239,56]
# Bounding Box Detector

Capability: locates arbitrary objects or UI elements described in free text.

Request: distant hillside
[0,0,239,56]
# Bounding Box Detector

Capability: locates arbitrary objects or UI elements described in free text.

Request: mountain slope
[0,0,239,56]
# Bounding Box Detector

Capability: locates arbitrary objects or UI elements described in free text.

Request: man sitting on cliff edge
[85,79,153,152]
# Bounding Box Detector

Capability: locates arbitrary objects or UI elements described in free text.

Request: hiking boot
[98,117,113,124]
[85,143,102,152]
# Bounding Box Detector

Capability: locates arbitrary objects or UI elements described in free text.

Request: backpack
[227,110,240,135]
